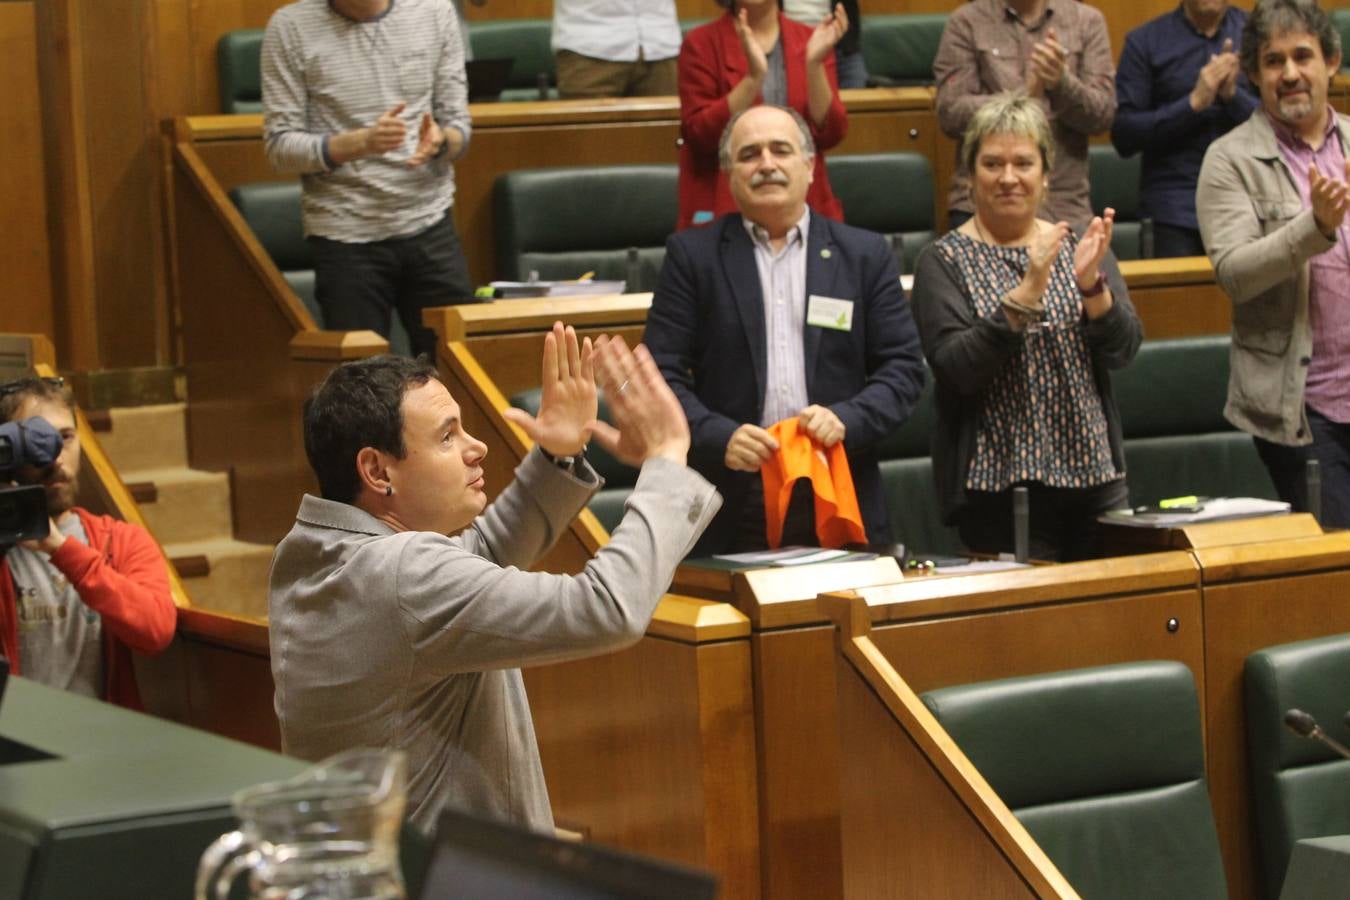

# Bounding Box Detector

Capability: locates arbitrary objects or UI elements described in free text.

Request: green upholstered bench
[228,181,412,356]
[860,14,948,87]
[1245,633,1350,900]
[874,374,960,555]
[826,152,937,277]
[923,661,1229,900]
[1113,335,1274,508]
[492,165,679,292]
[217,29,263,114]
[467,19,557,101]
[1090,143,1153,260]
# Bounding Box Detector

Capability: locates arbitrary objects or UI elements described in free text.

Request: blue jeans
[1252,406,1350,528]
[835,49,868,89]
[309,212,473,358]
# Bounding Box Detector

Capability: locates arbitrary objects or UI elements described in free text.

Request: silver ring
[615,379,631,396]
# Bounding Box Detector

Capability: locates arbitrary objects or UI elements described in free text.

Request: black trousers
[310,212,472,358]
[955,478,1130,562]
[1252,406,1350,528]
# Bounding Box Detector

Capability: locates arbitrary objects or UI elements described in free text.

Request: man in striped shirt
[262,0,473,357]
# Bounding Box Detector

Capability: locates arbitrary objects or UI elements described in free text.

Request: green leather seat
[860,14,948,87]
[493,165,678,292]
[508,387,636,533]
[825,152,936,276]
[873,372,960,555]
[228,181,411,355]
[217,29,264,114]
[1245,633,1350,900]
[1112,336,1275,507]
[1089,143,1153,260]
[923,661,1228,900]
[1334,11,1350,72]
[467,19,558,101]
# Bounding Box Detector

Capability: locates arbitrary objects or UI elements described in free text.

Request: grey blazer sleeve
[396,458,721,677]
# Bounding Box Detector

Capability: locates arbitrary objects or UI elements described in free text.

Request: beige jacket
[1197,109,1347,446]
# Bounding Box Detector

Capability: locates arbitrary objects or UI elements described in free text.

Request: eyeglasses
[0,376,65,399]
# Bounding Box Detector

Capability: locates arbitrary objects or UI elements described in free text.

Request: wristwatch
[540,447,587,476]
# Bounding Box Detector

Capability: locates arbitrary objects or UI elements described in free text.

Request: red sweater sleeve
[679,19,737,155]
[50,517,177,655]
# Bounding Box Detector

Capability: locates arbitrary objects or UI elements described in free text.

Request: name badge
[807,295,855,331]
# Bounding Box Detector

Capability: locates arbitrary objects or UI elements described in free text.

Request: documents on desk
[487,279,627,298]
[1099,497,1291,528]
[711,546,877,566]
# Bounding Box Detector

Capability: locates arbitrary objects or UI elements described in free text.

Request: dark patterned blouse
[935,230,1120,493]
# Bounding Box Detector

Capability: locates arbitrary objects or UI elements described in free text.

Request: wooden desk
[750,552,1205,899]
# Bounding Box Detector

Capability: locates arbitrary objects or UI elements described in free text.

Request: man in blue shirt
[1112,1,1258,258]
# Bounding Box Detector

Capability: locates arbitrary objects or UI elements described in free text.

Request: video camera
[0,417,63,546]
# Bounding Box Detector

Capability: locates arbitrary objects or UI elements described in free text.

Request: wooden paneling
[830,608,1076,899]
[751,554,1202,899]
[81,0,166,368]
[0,2,53,341]
[525,635,761,899]
[1194,534,1350,900]
[33,0,98,371]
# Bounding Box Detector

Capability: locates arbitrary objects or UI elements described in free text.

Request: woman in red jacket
[677,0,849,230]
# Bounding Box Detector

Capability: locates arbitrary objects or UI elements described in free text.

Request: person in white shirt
[552,0,682,98]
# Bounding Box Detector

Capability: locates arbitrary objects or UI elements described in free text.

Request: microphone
[1283,708,1350,761]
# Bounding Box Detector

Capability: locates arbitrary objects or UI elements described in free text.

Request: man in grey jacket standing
[269,324,719,833]
[1197,0,1349,524]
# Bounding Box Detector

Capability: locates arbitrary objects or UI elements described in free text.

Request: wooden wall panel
[33,0,100,371]
[81,0,165,368]
[0,2,53,340]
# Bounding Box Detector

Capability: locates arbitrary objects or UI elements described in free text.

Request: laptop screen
[420,809,717,899]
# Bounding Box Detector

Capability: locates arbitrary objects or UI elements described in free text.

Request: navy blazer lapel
[722,217,767,405]
[803,216,840,393]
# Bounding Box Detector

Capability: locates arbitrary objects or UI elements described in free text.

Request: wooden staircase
[90,402,274,618]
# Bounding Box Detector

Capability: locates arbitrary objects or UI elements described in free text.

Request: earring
[385,485,394,497]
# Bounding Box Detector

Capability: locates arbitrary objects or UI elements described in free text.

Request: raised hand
[364,102,408,156]
[798,404,845,447]
[503,321,595,457]
[1027,27,1067,96]
[1073,208,1115,288]
[588,335,691,467]
[1310,162,1350,238]
[724,423,778,472]
[1007,220,1069,317]
[1215,38,1241,102]
[407,112,445,166]
[805,3,849,67]
[1192,39,1239,110]
[734,8,770,82]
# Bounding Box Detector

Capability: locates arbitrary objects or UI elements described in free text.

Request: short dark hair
[0,376,74,423]
[1241,0,1342,80]
[714,0,783,9]
[303,355,439,504]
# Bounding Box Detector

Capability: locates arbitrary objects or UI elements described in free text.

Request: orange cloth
[761,418,867,549]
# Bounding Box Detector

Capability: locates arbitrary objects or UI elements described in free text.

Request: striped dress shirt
[745,210,811,427]
[261,0,470,242]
